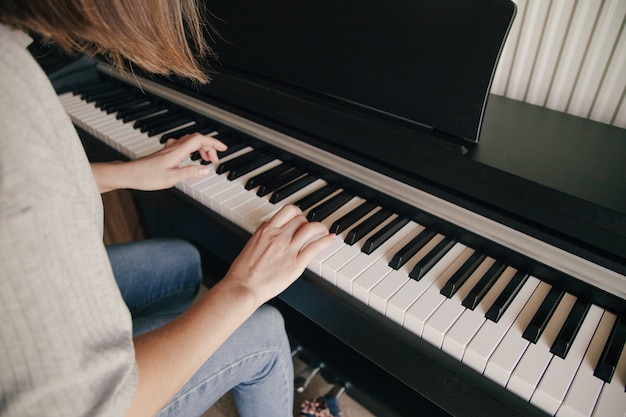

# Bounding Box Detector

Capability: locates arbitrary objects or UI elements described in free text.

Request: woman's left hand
[92,133,227,193]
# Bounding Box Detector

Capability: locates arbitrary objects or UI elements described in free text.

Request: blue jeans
[107,239,294,417]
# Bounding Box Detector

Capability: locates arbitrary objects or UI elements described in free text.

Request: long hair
[0,0,215,83]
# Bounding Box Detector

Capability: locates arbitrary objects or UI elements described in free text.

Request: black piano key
[389,228,438,270]
[293,184,340,211]
[409,236,456,280]
[594,316,626,383]
[75,82,116,96]
[245,163,293,190]
[551,297,591,358]
[269,174,317,204]
[307,191,355,222]
[227,153,275,180]
[522,286,565,343]
[257,167,307,197]
[201,141,248,164]
[82,86,125,102]
[136,111,181,132]
[215,149,262,175]
[214,131,252,149]
[440,251,487,298]
[121,104,167,123]
[105,96,150,114]
[330,201,377,234]
[115,101,156,119]
[147,115,195,136]
[361,217,410,255]
[485,270,529,322]
[195,139,248,165]
[160,122,213,143]
[344,209,392,245]
[94,90,135,108]
[85,88,128,103]
[213,130,239,143]
[99,94,143,111]
[461,261,507,310]
[461,260,508,310]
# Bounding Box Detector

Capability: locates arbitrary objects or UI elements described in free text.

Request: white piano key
[221,189,262,223]
[178,170,209,196]
[194,149,254,198]
[210,162,277,214]
[484,281,552,386]
[57,92,81,107]
[442,266,516,360]
[590,343,626,417]
[352,260,394,304]
[388,244,470,326]
[364,240,466,314]
[337,221,418,294]
[367,228,458,313]
[188,168,220,198]
[507,292,577,401]
[421,257,496,348]
[233,199,272,232]
[307,197,367,276]
[369,268,411,314]
[210,181,250,212]
[180,164,216,195]
[133,139,163,157]
[215,186,257,216]
[321,214,397,285]
[531,304,603,415]
[82,119,133,148]
[350,223,422,302]
[557,311,616,417]
[463,275,541,373]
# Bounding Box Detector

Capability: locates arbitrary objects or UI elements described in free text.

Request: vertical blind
[491,0,626,129]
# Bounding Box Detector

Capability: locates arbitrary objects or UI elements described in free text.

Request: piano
[44,0,626,415]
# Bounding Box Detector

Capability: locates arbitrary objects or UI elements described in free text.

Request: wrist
[91,161,128,193]
[211,276,261,312]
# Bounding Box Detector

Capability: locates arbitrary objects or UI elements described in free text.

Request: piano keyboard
[59,72,626,417]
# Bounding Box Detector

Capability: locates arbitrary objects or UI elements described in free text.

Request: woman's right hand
[222,205,336,306]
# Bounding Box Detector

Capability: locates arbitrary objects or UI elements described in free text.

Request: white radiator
[491,0,626,129]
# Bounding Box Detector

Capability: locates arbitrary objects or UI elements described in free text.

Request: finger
[175,133,227,157]
[197,147,220,165]
[265,204,303,229]
[290,220,330,248]
[164,138,178,148]
[297,230,336,263]
[171,164,210,184]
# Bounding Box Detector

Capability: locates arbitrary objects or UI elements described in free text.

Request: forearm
[91,161,134,193]
[125,278,259,417]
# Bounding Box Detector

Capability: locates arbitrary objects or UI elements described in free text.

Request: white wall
[491,0,626,129]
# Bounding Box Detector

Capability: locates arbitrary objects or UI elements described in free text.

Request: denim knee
[251,305,290,348]
[107,238,203,317]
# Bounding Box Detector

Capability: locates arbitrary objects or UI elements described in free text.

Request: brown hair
[0,0,215,83]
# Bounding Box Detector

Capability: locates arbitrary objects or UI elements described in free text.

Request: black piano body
[45,0,626,416]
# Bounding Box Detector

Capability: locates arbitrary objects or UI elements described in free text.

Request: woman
[0,1,335,416]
